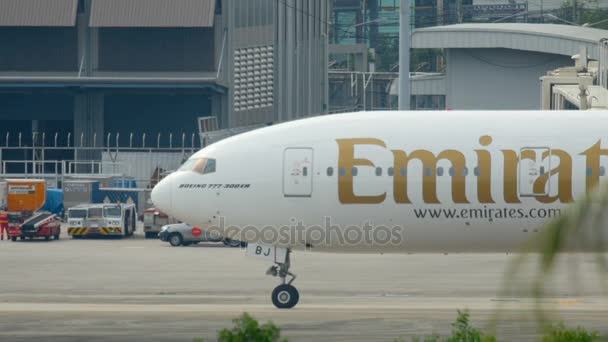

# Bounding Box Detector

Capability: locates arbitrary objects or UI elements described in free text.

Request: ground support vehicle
[67,203,137,238]
[142,208,177,239]
[8,212,60,241]
[159,223,246,247]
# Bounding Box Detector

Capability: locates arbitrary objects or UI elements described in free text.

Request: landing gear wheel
[265,248,299,309]
[271,284,299,309]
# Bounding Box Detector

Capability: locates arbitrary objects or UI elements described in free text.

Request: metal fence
[0,131,201,189]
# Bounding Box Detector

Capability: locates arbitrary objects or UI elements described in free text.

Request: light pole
[399,0,410,110]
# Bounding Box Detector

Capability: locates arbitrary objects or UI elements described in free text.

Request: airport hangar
[0,0,329,150]
[407,23,607,110]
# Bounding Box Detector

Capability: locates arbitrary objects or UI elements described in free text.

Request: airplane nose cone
[151,176,173,214]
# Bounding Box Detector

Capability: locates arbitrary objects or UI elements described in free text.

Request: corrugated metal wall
[229,0,329,127]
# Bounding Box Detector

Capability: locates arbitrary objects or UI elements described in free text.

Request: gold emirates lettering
[335,136,602,205]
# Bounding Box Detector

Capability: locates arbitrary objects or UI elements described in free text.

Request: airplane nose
[151,176,173,214]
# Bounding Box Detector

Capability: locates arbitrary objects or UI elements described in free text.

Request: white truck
[67,203,137,238]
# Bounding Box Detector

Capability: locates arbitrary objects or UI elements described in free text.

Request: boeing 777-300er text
[152,110,608,309]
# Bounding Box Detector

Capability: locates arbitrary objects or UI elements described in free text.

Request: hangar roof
[0,0,78,26]
[90,0,216,28]
[412,23,608,59]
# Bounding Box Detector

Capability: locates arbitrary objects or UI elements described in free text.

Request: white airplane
[152,110,608,309]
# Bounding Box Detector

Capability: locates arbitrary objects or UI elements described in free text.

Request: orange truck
[6,179,46,213]
[6,180,48,240]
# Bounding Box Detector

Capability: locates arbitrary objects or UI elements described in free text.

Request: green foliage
[217,313,285,342]
[445,310,496,342]
[406,310,496,342]
[542,323,601,342]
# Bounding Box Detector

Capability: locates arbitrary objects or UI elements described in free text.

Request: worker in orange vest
[0,208,8,241]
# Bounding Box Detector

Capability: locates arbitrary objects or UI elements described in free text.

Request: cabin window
[388,167,394,176]
[400,167,407,176]
[437,167,444,176]
[601,166,606,177]
[179,157,216,174]
[375,167,382,176]
[351,167,358,176]
[474,167,480,177]
[449,167,455,176]
[339,167,346,177]
[326,167,334,176]
[424,167,432,176]
[587,167,593,177]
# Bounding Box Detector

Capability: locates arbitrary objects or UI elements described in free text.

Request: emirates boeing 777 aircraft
[151,110,608,309]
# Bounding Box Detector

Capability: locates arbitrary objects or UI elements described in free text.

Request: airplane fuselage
[152,111,608,253]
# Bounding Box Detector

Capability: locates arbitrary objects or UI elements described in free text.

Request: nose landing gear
[266,249,299,309]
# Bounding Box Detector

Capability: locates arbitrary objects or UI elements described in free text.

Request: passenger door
[283,148,313,197]
[519,147,551,197]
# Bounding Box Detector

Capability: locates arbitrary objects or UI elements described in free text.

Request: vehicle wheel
[54,233,60,240]
[223,238,242,248]
[11,237,16,242]
[45,236,50,241]
[169,233,183,247]
[271,284,299,309]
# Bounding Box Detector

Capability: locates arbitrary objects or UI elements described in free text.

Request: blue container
[41,189,64,216]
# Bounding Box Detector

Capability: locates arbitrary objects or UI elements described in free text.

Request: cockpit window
[179,158,217,174]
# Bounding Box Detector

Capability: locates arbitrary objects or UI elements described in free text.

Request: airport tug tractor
[8,212,61,241]
[67,203,137,238]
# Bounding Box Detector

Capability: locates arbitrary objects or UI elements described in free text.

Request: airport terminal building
[0,0,329,149]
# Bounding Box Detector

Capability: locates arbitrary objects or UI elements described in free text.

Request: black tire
[271,284,299,309]
[45,236,50,241]
[169,233,183,247]
[10,237,16,242]
[223,238,242,248]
